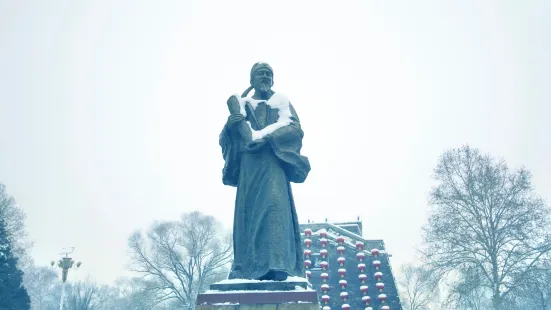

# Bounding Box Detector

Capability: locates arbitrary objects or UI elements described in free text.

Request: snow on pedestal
[215,276,308,285]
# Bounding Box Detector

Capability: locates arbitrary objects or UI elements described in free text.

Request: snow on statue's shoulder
[230,92,294,141]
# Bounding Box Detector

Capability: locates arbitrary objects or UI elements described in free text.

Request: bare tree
[504,259,551,309]
[65,278,109,310]
[421,146,551,310]
[398,263,437,310]
[106,277,170,310]
[23,266,59,310]
[442,268,492,310]
[0,183,32,270]
[127,211,232,308]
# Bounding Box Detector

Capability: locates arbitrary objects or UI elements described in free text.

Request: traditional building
[300,221,402,310]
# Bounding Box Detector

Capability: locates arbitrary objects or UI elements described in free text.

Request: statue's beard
[257,82,271,93]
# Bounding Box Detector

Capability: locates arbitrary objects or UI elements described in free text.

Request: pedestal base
[196,290,319,310]
[210,277,310,292]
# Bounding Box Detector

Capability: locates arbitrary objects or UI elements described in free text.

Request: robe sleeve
[219,123,242,187]
[264,103,311,183]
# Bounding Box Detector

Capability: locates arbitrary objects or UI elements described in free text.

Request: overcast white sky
[1,0,550,285]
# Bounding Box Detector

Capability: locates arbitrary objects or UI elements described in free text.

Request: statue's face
[251,68,273,93]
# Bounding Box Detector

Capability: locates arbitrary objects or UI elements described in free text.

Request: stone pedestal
[197,277,319,310]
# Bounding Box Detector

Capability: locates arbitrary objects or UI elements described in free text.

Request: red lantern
[371,248,380,257]
[376,282,385,292]
[321,295,330,304]
[360,285,369,295]
[320,229,328,238]
[339,279,347,289]
[304,239,312,248]
[320,261,329,270]
[337,236,345,244]
[374,272,383,281]
[340,292,348,301]
[304,260,311,269]
[320,238,328,247]
[337,246,345,255]
[321,272,329,282]
[359,274,367,283]
[304,249,312,258]
[356,241,364,250]
[320,249,328,259]
[338,257,346,266]
[357,252,365,261]
[321,284,329,293]
[358,263,366,272]
[378,294,387,303]
[304,228,312,236]
[305,270,311,278]
[338,268,347,277]
[341,304,350,310]
[381,306,390,310]
[362,295,372,305]
[372,260,381,270]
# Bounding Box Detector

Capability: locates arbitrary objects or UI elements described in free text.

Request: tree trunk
[492,292,502,310]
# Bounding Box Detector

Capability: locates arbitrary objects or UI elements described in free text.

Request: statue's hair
[250,62,273,80]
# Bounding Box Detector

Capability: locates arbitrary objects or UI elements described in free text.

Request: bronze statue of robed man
[220,62,311,281]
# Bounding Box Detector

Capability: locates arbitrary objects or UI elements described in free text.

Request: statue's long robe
[219,98,310,280]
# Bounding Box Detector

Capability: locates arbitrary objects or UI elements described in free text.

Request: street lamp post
[50,247,82,310]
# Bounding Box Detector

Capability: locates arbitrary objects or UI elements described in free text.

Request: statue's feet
[258,270,288,281]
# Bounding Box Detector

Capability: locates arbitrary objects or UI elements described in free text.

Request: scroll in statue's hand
[245,138,268,152]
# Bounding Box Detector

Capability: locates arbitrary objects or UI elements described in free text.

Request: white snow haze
[0,0,550,284]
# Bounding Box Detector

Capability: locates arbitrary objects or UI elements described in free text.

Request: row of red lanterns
[303,231,381,258]
[303,228,389,309]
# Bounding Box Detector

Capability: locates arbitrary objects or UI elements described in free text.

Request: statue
[219,62,311,281]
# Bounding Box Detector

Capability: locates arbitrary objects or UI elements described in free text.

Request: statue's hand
[245,139,267,152]
[227,114,245,128]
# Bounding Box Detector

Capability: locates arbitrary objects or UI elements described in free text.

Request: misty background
[1,0,550,286]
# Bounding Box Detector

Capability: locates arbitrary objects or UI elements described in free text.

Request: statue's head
[250,62,274,94]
